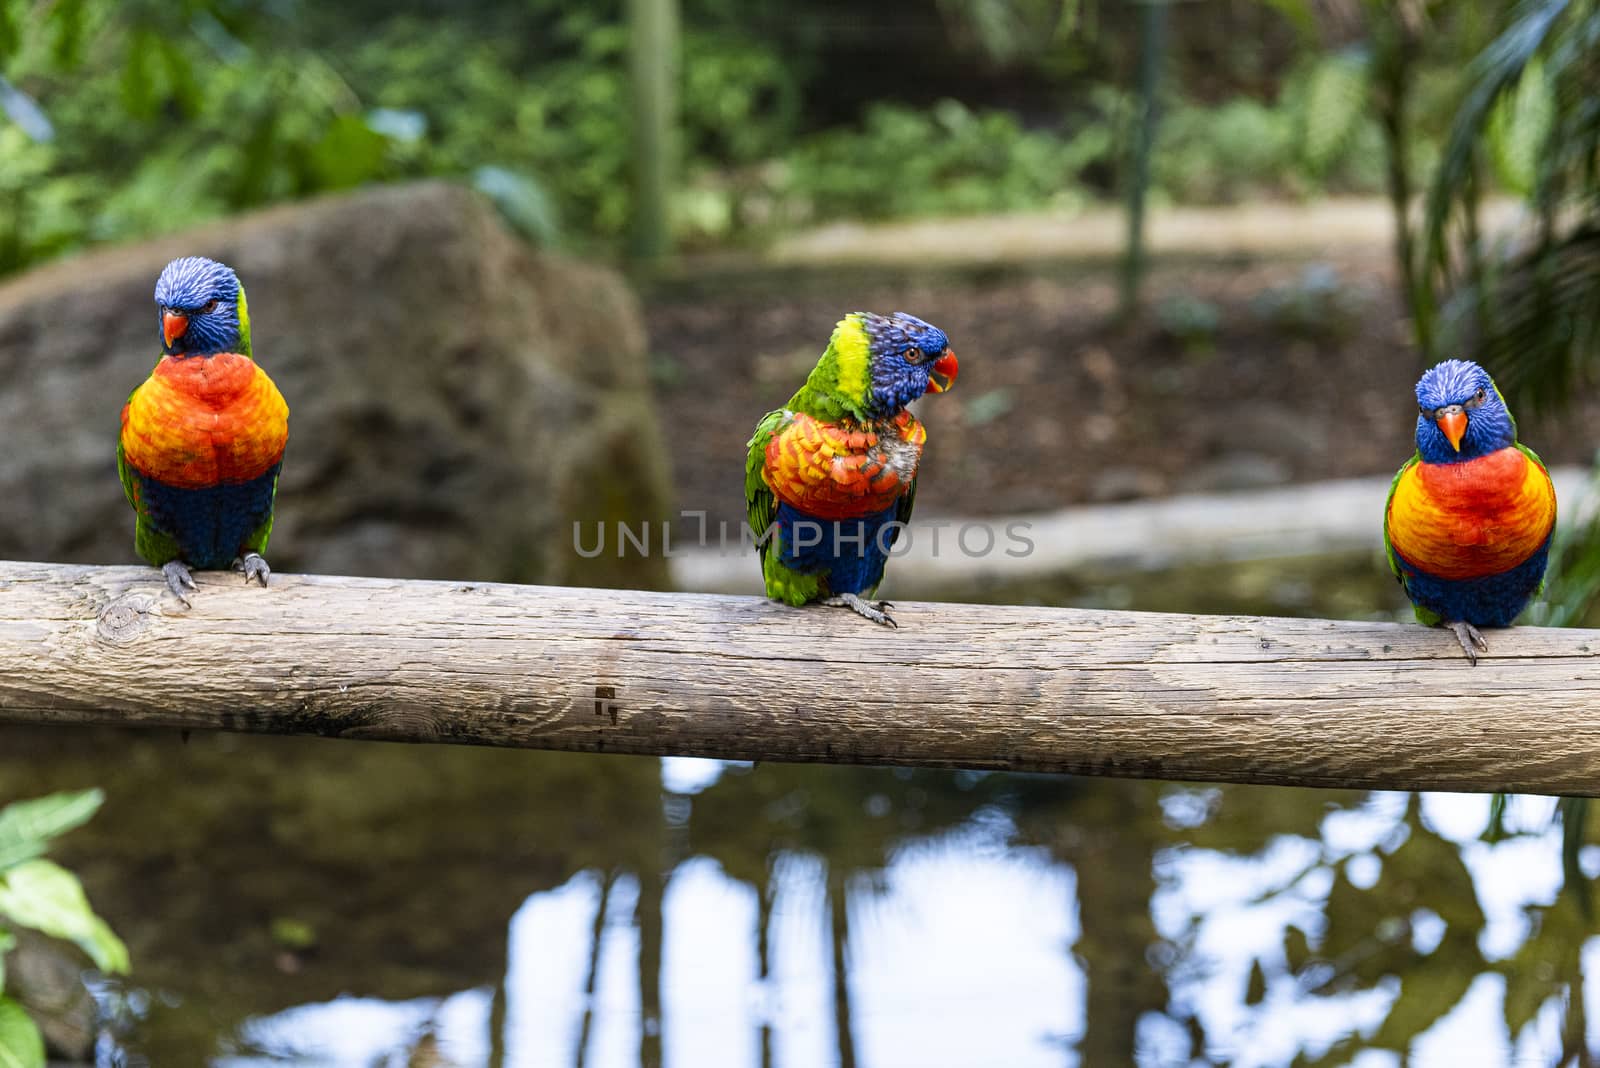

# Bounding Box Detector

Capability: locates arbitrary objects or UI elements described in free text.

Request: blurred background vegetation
[6,0,1593,402]
[0,0,1505,268]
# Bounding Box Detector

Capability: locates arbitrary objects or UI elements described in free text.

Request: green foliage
[0,2,810,268]
[1422,0,1583,407]
[338,19,798,246]
[1525,457,1600,629]
[2,2,409,271]
[1484,55,1553,195]
[936,0,1083,65]
[0,862,128,976]
[0,792,105,873]
[0,789,126,1068]
[1293,49,1372,177]
[0,996,43,1068]
[0,0,1547,271]
[787,98,1110,222]
[1155,97,1297,204]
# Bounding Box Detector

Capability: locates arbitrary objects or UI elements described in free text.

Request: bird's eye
[200,299,219,314]
[1465,387,1488,408]
[903,347,927,365]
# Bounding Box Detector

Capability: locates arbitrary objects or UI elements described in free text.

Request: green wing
[1517,441,1556,598]
[1381,453,1416,584]
[1517,440,1551,479]
[242,471,280,556]
[117,431,182,568]
[894,474,918,531]
[1383,452,1443,625]
[744,409,786,566]
[744,409,822,605]
[116,436,138,514]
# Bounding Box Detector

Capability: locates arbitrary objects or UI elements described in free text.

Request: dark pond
[2,553,1594,1066]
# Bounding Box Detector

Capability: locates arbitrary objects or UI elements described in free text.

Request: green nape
[236,284,253,357]
[786,313,872,422]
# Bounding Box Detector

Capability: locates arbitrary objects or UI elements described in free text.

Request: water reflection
[0,726,1593,1066]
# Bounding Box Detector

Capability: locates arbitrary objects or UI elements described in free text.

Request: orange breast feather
[120,353,289,489]
[764,410,925,520]
[1387,448,1555,580]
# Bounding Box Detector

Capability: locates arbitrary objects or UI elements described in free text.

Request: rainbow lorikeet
[1383,359,1556,663]
[117,256,289,605]
[744,312,958,627]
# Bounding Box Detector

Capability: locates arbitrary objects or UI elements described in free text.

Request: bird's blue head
[1413,358,1516,463]
[154,255,249,357]
[857,312,959,416]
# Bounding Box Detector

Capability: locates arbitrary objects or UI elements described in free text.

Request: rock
[1225,402,1330,463]
[8,930,95,1063]
[1088,465,1167,503]
[1187,451,1293,493]
[0,181,670,589]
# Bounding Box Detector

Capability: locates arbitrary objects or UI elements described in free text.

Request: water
[1,553,1595,1066]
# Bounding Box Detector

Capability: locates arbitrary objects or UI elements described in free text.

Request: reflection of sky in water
[214,762,1597,1067]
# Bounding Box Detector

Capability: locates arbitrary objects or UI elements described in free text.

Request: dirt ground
[643,249,1600,528]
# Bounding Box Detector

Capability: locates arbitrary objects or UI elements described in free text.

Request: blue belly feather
[774,501,901,596]
[1396,534,1552,627]
[135,465,279,570]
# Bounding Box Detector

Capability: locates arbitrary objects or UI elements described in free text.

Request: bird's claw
[822,593,897,628]
[161,560,196,607]
[236,553,271,588]
[1447,620,1488,665]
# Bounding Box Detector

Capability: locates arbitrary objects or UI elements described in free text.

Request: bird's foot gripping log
[1448,620,1490,665]
[236,553,272,588]
[7,561,1600,798]
[160,561,197,606]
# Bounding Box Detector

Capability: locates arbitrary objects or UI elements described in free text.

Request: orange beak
[162,311,189,348]
[926,349,959,394]
[1437,409,1467,452]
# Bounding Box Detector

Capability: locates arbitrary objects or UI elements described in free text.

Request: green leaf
[119,28,157,119]
[0,927,12,991]
[0,790,103,874]
[1424,0,1569,272]
[308,114,389,191]
[0,0,18,67]
[157,36,202,116]
[1299,52,1369,175]
[48,0,87,68]
[0,861,128,975]
[1486,57,1554,196]
[0,997,43,1068]
[1256,0,1316,38]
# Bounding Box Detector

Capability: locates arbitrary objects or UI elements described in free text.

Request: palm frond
[1423,0,1570,280]
[1440,223,1600,411]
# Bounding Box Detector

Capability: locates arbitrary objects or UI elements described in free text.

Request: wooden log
[3,560,1599,796]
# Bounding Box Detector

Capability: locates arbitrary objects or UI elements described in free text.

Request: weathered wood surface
[3,560,1600,796]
